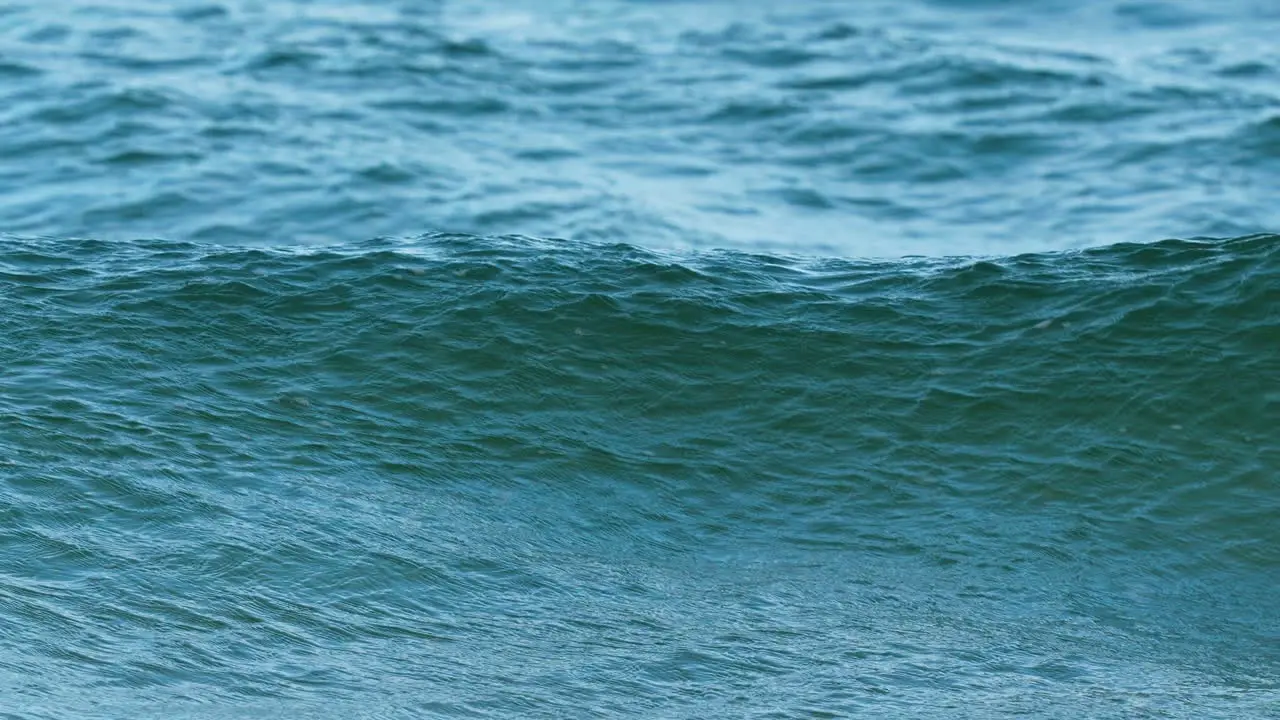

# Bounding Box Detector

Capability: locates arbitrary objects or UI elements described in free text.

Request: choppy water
[1,1,1278,719]
[3,0,1280,254]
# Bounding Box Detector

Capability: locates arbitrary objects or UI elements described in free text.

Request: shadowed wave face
[1,233,1277,717]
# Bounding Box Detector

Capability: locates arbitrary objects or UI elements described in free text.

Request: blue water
[3,0,1279,254]
[1,1,1278,718]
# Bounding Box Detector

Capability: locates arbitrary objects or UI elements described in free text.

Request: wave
[1,232,1276,712]
[3,231,1274,496]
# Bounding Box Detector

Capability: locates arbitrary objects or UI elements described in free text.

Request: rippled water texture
[2,1,1279,718]
[1,234,1278,718]
[0,0,1278,255]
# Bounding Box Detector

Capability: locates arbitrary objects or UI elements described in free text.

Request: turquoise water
[2,0,1279,253]
[2,234,1277,718]
[1,1,1279,718]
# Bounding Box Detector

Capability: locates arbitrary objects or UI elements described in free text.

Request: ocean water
[0,1,1278,719]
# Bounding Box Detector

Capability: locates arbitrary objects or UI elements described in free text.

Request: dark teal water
[2,234,1277,718]
[1,1,1279,718]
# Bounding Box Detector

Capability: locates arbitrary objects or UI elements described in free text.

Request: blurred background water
[0,1,1278,718]
[2,0,1279,254]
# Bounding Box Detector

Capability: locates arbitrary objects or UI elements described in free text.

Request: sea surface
[0,1,1278,718]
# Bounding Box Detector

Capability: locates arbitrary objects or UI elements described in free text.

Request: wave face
[1,234,1277,717]
[3,0,1280,716]
[1,0,1279,256]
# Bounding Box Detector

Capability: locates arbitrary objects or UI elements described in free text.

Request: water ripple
[0,233,1276,715]
[1,1,1277,254]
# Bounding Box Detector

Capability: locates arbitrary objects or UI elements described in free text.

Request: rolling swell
[1,233,1277,717]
